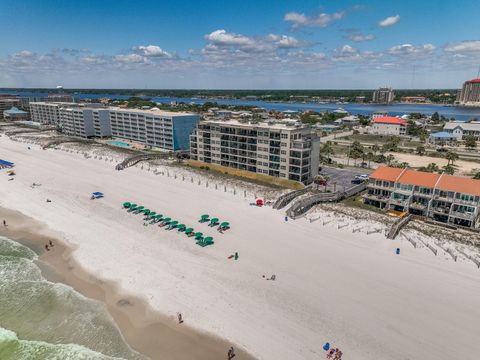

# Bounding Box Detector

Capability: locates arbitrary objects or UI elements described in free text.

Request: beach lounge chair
[159,217,171,227]
[196,236,214,247]
[208,218,220,227]
[166,221,179,230]
[133,206,145,214]
[127,204,137,212]
[199,214,210,223]
[218,222,230,231]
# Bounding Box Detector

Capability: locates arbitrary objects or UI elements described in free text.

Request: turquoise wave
[0,236,147,360]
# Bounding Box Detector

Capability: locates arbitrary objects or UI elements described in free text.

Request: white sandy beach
[1,135,480,360]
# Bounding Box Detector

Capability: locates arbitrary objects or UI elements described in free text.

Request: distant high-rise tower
[372,87,395,104]
[456,79,480,107]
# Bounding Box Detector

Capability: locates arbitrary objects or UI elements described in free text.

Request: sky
[1,0,480,89]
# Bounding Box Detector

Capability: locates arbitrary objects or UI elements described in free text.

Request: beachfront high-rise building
[59,107,111,138]
[30,102,77,125]
[30,102,200,151]
[372,87,395,104]
[363,166,480,229]
[456,79,480,106]
[190,119,320,184]
[108,108,199,151]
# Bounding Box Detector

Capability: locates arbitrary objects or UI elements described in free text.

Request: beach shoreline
[0,206,254,360]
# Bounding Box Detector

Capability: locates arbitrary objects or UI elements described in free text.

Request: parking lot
[319,166,373,192]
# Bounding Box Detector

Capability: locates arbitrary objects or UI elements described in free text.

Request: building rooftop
[467,79,480,83]
[4,107,27,114]
[373,116,408,125]
[443,121,480,131]
[397,169,440,188]
[108,107,196,117]
[369,166,405,182]
[200,118,310,131]
[370,166,480,196]
[437,174,480,196]
[430,131,456,138]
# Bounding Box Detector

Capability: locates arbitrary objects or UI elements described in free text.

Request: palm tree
[320,141,334,163]
[445,151,459,166]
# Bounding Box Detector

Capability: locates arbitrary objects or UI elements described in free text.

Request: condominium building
[372,87,395,104]
[456,78,480,106]
[108,108,199,150]
[59,107,111,138]
[190,119,320,184]
[30,102,77,125]
[30,102,199,150]
[363,166,480,229]
[369,116,408,136]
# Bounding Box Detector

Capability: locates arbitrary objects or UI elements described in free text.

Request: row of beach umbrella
[122,202,214,247]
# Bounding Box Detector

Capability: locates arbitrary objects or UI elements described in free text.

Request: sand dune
[1,136,479,360]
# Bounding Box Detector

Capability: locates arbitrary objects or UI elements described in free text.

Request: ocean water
[0,236,147,360]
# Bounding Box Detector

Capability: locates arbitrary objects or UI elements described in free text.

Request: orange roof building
[436,174,480,197]
[369,166,405,182]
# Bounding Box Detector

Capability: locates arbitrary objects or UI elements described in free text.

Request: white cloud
[444,40,480,54]
[388,43,435,57]
[347,34,375,42]
[205,29,253,46]
[113,53,146,63]
[133,45,172,58]
[378,15,400,28]
[284,10,345,29]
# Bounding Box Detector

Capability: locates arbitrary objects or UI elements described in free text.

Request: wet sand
[0,207,254,360]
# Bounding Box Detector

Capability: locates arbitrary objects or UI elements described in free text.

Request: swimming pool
[109,141,130,148]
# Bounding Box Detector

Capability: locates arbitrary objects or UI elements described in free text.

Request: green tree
[445,151,459,166]
[431,112,440,123]
[464,135,477,149]
[443,164,455,175]
[385,154,395,166]
[416,145,426,156]
[320,141,334,163]
[473,171,480,180]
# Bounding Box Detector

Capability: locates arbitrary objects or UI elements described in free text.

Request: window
[281,134,288,139]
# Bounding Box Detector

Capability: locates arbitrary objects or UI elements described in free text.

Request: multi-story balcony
[449,210,476,220]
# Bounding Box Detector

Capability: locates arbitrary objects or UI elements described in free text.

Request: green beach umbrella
[136,206,144,210]
[155,214,163,219]
[210,218,219,223]
[204,236,213,243]
[169,221,179,226]
[201,214,209,219]
[177,224,186,231]
[220,222,230,227]
[185,228,194,234]
[194,232,203,238]
[143,209,151,215]
[148,212,156,217]
[162,217,171,223]
[123,202,131,208]
[129,203,137,209]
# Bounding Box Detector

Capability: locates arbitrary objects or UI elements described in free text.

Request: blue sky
[1,0,479,89]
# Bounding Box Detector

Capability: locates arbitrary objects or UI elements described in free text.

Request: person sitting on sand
[45,244,50,251]
[49,240,54,247]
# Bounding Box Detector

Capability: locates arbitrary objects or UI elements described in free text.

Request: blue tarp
[92,192,104,196]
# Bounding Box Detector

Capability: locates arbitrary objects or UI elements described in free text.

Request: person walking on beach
[3,220,6,227]
[45,244,50,251]
[227,346,235,359]
[177,313,183,324]
[49,240,54,248]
